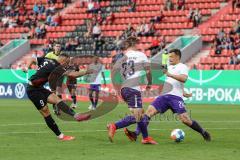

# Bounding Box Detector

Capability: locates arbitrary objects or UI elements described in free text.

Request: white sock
[58,133,64,139]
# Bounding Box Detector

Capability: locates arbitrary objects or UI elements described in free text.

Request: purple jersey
[121,87,142,108]
[151,94,186,114]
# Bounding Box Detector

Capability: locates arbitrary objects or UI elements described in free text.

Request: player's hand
[184,92,192,98]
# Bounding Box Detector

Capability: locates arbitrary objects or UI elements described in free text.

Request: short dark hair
[122,36,139,50]
[169,49,182,58]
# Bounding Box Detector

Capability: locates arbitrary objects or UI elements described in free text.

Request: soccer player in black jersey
[26,54,92,141]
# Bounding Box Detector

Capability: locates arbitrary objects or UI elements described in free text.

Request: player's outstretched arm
[65,69,94,78]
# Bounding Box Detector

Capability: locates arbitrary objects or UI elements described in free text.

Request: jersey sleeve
[179,64,189,76]
[140,52,150,68]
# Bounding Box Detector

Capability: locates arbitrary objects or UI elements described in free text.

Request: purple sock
[135,115,150,135]
[137,115,150,139]
[115,115,136,129]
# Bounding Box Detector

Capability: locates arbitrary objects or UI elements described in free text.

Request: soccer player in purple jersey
[107,36,157,144]
[124,49,211,142]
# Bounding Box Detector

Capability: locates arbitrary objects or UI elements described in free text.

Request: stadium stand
[0,0,239,70]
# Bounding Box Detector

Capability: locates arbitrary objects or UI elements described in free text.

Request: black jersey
[29,59,60,87]
[66,65,79,85]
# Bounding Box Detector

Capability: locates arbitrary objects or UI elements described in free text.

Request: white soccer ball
[170,129,185,142]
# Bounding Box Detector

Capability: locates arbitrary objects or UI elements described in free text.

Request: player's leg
[124,95,168,141]
[26,87,74,141]
[107,88,157,144]
[47,93,91,121]
[169,95,211,141]
[124,105,159,141]
[178,113,211,141]
[70,87,77,109]
[39,105,74,141]
[88,86,95,110]
[94,90,99,108]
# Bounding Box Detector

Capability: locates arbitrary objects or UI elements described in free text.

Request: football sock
[44,115,61,136]
[189,120,205,135]
[89,93,94,105]
[71,95,77,104]
[115,115,136,129]
[137,115,150,138]
[135,115,150,136]
[94,94,99,107]
[56,101,76,116]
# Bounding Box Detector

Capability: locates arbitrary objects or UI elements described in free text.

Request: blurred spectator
[96,11,103,24]
[128,0,136,12]
[40,23,47,37]
[48,0,56,4]
[150,9,164,23]
[122,23,135,38]
[17,3,26,16]
[65,37,79,51]
[147,21,156,36]
[35,24,43,38]
[33,2,39,15]
[87,0,95,13]
[187,8,194,23]
[2,16,10,27]
[136,21,144,36]
[193,9,201,27]
[234,34,240,49]
[92,23,101,38]
[229,55,237,65]
[46,14,56,26]
[94,35,105,55]
[233,20,240,34]
[46,3,55,16]
[85,20,93,37]
[223,34,234,50]
[176,0,185,10]
[105,12,115,24]
[232,0,240,11]
[8,16,18,28]
[217,28,225,40]
[53,12,62,26]
[63,0,70,7]
[38,2,45,15]
[164,0,174,11]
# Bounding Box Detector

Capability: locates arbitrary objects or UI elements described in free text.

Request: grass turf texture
[0,99,240,160]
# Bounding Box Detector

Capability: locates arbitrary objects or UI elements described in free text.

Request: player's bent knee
[179,114,192,125]
[39,106,51,117]
[145,105,158,118]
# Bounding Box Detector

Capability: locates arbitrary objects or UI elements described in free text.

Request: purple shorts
[121,87,142,108]
[89,84,101,92]
[151,94,186,114]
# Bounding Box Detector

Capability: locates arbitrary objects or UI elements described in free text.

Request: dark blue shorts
[121,87,142,108]
[151,94,186,114]
[89,84,101,92]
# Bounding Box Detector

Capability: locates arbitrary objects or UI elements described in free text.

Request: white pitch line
[0,120,240,127]
[0,128,240,135]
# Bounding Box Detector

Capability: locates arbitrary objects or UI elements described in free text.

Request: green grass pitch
[0,99,240,160]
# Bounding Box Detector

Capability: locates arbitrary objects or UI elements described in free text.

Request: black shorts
[26,85,52,110]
